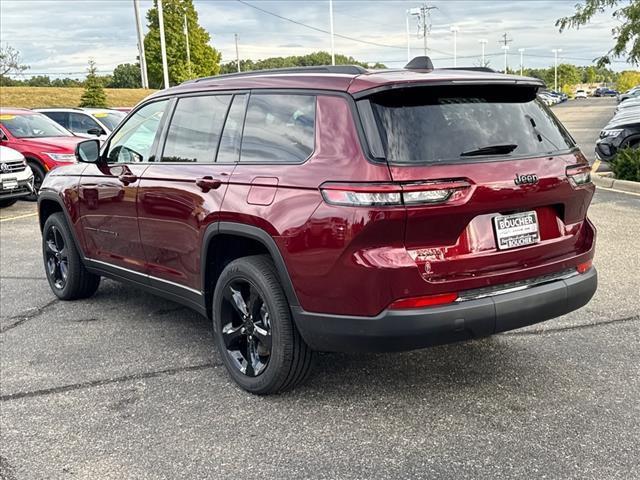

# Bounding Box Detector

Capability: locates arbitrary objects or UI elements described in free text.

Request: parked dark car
[37,59,597,394]
[594,87,618,97]
[596,113,640,161]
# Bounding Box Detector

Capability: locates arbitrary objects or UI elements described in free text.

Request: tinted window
[367,85,576,164]
[43,111,69,128]
[70,113,100,134]
[107,100,168,163]
[217,94,247,163]
[240,94,315,163]
[162,95,231,163]
[0,113,70,138]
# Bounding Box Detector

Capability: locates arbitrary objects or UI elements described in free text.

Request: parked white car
[575,89,588,99]
[35,108,126,142]
[0,145,34,208]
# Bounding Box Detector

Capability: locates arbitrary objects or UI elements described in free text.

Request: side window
[240,94,315,163]
[107,100,169,164]
[44,112,69,129]
[217,94,247,163]
[161,95,231,163]
[70,113,100,134]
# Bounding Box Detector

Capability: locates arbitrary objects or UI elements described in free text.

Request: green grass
[0,87,157,108]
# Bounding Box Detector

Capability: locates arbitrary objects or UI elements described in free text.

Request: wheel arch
[201,222,300,319]
[38,192,85,260]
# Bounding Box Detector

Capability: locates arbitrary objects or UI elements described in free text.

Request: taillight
[566,165,591,187]
[389,292,459,310]
[576,260,592,274]
[320,180,470,207]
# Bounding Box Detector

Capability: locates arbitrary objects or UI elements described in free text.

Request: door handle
[118,173,138,185]
[196,176,223,192]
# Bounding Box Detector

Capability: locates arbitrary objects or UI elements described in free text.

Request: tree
[557,0,640,66]
[218,51,385,74]
[0,44,29,81]
[26,75,51,87]
[617,70,640,91]
[110,63,141,88]
[79,60,108,108]
[144,0,221,88]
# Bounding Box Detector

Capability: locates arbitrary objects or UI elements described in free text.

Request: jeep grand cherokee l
[38,59,597,394]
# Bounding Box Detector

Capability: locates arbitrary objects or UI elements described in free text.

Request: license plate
[1,178,18,190]
[493,211,540,250]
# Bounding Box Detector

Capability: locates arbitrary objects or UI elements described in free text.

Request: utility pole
[157,0,170,89]
[518,48,525,76]
[235,33,241,72]
[552,48,562,91]
[450,25,459,67]
[184,13,191,79]
[498,32,513,73]
[406,12,411,62]
[329,0,335,65]
[479,39,487,66]
[133,0,148,89]
[409,4,436,56]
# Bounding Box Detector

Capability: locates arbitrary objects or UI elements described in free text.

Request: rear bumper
[292,267,597,352]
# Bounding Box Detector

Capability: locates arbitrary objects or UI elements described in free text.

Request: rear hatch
[356,83,595,296]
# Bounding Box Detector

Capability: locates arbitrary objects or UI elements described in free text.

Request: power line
[235,0,406,50]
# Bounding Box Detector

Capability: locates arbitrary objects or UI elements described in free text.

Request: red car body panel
[0,108,81,171]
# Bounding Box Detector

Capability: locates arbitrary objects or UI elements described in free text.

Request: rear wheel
[0,199,18,208]
[26,160,45,201]
[43,212,100,300]
[212,255,314,394]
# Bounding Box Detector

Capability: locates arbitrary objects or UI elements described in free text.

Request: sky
[0,0,635,79]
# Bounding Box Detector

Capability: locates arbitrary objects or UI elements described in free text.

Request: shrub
[79,60,107,108]
[611,147,640,182]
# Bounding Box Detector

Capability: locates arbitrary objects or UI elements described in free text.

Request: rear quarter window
[240,94,316,163]
[363,85,576,165]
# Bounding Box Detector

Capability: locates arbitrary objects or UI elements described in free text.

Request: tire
[42,212,100,300]
[26,160,45,202]
[0,199,18,208]
[212,255,314,394]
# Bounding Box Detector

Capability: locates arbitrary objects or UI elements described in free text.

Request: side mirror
[87,127,105,137]
[76,139,101,163]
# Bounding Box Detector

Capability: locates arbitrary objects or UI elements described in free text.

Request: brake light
[389,292,458,309]
[566,165,591,187]
[320,180,470,207]
[576,260,592,274]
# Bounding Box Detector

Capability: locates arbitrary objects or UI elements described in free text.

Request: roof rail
[185,65,369,84]
[441,67,496,73]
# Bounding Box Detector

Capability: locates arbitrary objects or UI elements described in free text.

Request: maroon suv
[38,60,597,394]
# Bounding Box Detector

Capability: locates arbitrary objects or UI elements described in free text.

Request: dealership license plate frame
[493,211,540,250]
[1,177,18,191]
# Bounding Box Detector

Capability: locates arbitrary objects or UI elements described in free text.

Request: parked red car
[0,108,83,198]
[38,60,597,394]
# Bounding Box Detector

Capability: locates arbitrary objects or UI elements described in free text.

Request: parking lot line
[0,212,38,222]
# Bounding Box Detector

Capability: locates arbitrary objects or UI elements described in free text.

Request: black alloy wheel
[45,224,69,290]
[220,279,272,377]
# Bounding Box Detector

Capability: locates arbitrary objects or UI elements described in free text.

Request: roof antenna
[405,56,434,70]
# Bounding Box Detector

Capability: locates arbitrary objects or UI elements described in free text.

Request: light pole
[133,0,148,88]
[501,45,509,73]
[406,11,411,62]
[329,0,335,66]
[450,25,459,67]
[183,13,191,79]
[157,0,169,89]
[234,33,241,72]
[408,7,422,57]
[518,48,525,76]
[552,48,562,91]
[479,39,487,66]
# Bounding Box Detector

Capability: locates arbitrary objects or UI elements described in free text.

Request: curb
[593,172,640,194]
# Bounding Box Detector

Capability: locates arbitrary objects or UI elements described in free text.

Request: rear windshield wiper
[460,144,518,157]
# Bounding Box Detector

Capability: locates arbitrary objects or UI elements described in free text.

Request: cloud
[0,0,632,77]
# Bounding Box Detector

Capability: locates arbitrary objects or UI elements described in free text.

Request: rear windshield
[93,111,125,130]
[364,85,575,164]
[0,113,70,138]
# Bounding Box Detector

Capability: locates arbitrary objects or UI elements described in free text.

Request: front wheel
[42,212,100,300]
[212,255,314,394]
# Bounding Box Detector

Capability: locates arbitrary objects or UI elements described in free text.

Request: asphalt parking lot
[1,99,639,479]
